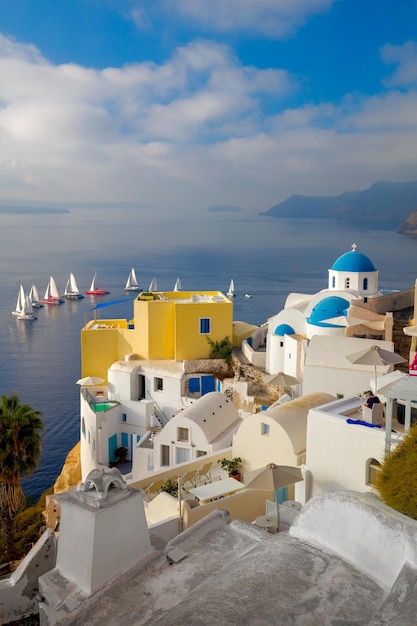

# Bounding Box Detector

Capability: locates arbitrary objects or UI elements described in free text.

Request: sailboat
[39,276,64,304]
[125,268,140,292]
[29,283,43,308]
[12,285,26,316]
[85,272,110,296]
[173,277,181,292]
[18,294,37,321]
[148,277,158,292]
[227,279,235,297]
[64,273,84,299]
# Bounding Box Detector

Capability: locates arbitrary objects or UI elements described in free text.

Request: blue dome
[307,296,350,327]
[331,249,376,272]
[274,323,295,336]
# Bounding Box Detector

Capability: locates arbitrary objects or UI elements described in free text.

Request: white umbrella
[346,345,406,394]
[76,376,105,386]
[263,372,300,387]
[244,463,304,491]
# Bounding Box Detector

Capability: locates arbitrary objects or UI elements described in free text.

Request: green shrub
[207,336,233,365]
[376,424,417,519]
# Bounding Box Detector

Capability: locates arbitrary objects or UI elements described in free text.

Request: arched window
[366,458,381,486]
[345,277,350,288]
[363,277,368,290]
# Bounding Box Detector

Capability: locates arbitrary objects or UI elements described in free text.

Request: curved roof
[274,323,295,336]
[306,296,350,327]
[262,393,335,455]
[331,248,376,272]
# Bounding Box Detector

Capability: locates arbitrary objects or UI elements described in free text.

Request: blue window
[121,413,127,422]
[261,423,270,435]
[200,317,211,334]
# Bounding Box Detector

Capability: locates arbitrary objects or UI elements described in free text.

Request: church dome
[331,245,376,272]
[306,296,350,327]
[274,323,295,336]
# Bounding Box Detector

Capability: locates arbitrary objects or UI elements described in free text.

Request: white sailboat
[227,278,235,297]
[12,285,26,316]
[148,277,158,292]
[29,283,43,308]
[173,277,181,292]
[18,294,37,321]
[40,276,64,304]
[64,272,84,299]
[125,268,140,292]
[85,272,110,295]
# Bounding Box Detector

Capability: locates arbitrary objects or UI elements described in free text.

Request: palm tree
[0,394,43,562]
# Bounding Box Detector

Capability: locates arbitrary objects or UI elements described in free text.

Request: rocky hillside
[399,210,417,234]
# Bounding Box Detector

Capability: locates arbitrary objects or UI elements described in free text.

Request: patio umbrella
[244,463,304,492]
[76,376,105,386]
[263,372,300,387]
[346,345,406,393]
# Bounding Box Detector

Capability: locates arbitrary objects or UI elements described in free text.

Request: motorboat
[39,276,64,304]
[245,293,252,299]
[85,272,110,296]
[125,268,140,292]
[64,272,84,299]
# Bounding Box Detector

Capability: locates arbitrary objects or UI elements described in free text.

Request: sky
[1,0,417,215]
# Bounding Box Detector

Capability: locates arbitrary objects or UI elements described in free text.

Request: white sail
[148,277,158,292]
[64,272,83,298]
[89,273,97,292]
[125,268,140,291]
[69,272,79,293]
[227,279,235,297]
[29,283,40,302]
[49,276,60,298]
[18,295,36,320]
[12,285,25,316]
[173,277,181,291]
[43,280,51,300]
[29,283,43,308]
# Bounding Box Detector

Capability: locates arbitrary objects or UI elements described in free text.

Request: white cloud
[381,41,417,87]
[130,0,335,37]
[0,33,417,212]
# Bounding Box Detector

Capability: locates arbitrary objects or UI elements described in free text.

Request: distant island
[261,180,417,233]
[0,206,70,214]
[208,205,243,212]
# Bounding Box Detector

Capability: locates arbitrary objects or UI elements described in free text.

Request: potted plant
[218,457,242,481]
[114,446,128,463]
[161,478,178,497]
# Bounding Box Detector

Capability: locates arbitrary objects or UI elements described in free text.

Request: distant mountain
[0,205,69,214]
[262,181,417,229]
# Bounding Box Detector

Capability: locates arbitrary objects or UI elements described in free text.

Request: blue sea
[1,207,416,500]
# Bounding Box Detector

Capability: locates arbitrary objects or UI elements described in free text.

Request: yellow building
[81,291,233,380]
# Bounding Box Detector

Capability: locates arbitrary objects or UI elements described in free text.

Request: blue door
[202,375,215,395]
[108,434,118,463]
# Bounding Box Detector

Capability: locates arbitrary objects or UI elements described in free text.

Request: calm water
[1,208,416,499]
